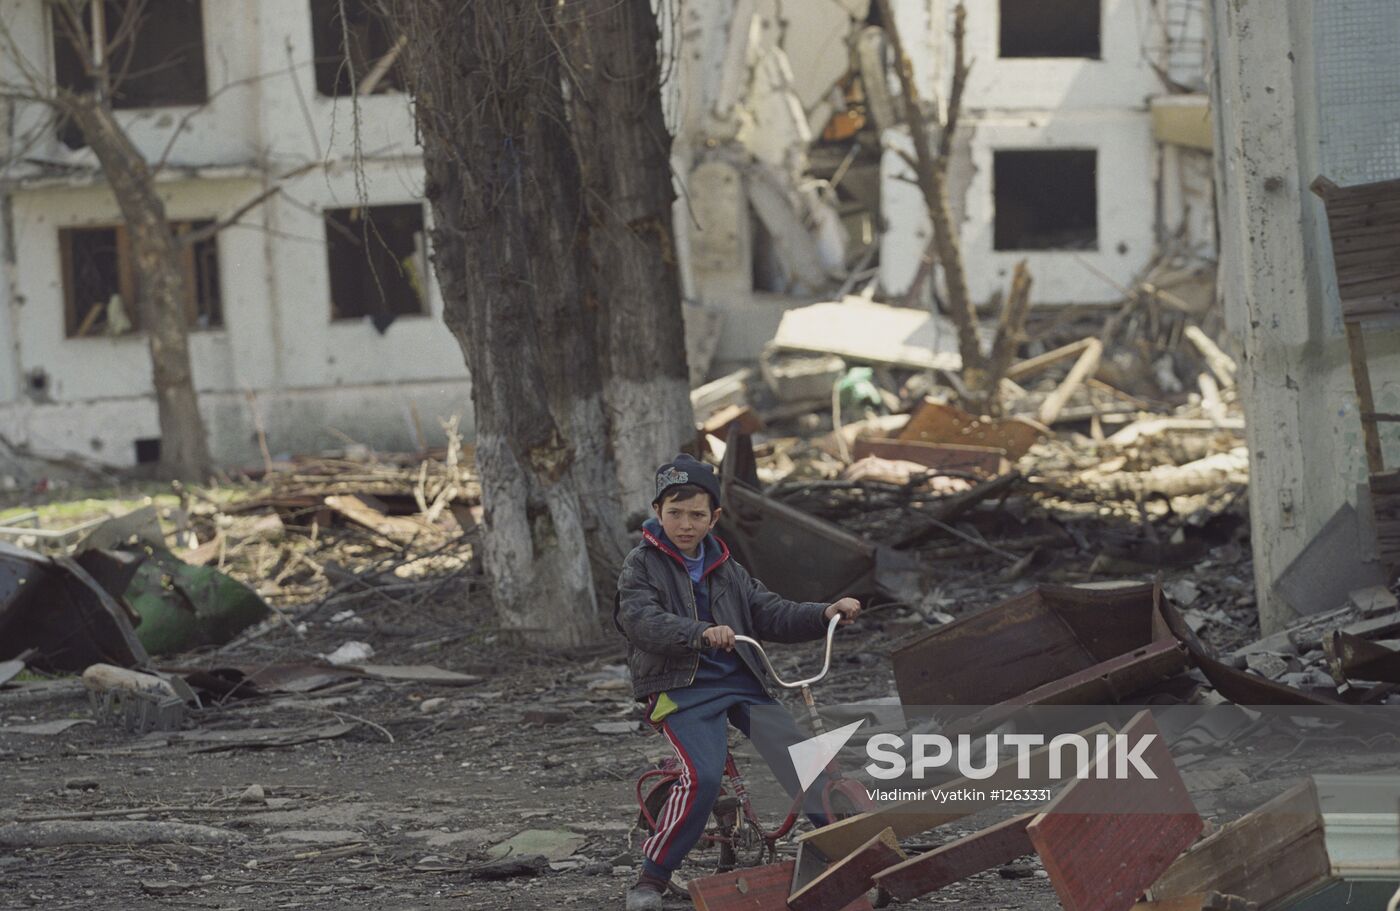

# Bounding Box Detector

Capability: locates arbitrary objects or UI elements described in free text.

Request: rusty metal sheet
[874,814,1035,901]
[1325,630,1400,684]
[0,542,148,672]
[689,861,873,911]
[720,430,877,603]
[898,398,1047,461]
[1028,710,1204,911]
[1156,590,1346,706]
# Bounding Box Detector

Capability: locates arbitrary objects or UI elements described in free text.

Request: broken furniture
[1148,774,1400,910]
[0,540,148,671]
[718,429,920,603]
[897,397,1046,461]
[1027,710,1204,911]
[891,581,1188,717]
[872,813,1035,901]
[688,861,873,911]
[1311,175,1400,571]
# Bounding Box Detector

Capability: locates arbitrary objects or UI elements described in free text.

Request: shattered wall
[665,0,1219,384]
[0,0,472,469]
[1213,0,1400,632]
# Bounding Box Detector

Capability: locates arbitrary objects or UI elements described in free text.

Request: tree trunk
[557,0,694,525]
[391,0,661,645]
[67,97,213,480]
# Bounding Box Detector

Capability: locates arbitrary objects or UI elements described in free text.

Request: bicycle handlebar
[732,614,842,690]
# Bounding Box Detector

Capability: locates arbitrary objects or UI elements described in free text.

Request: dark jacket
[615,522,831,699]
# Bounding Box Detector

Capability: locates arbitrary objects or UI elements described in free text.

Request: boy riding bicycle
[615,455,861,910]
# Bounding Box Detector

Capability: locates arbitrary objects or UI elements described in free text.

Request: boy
[615,454,861,910]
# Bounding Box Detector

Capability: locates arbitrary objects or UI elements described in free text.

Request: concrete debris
[487,829,587,863]
[322,641,375,666]
[770,298,961,373]
[0,820,244,847]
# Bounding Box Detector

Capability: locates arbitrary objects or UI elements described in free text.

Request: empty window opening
[310,0,406,97]
[999,0,1101,59]
[51,0,208,108]
[60,221,223,337]
[993,149,1098,251]
[325,204,427,325]
[135,438,162,465]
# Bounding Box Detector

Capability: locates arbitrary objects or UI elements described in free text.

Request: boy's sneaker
[625,876,666,911]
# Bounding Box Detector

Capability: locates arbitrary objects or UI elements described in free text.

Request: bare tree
[557,0,693,525]
[877,0,1032,415]
[383,0,692,646]
[0,1,214,478]
[1,1,309,479]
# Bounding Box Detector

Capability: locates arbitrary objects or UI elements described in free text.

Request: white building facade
[880,0,1213,306]
[0,0,471,469]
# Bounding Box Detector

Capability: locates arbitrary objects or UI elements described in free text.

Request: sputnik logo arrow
[788,719,866,791]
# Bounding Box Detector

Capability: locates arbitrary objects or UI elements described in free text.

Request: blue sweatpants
[641,678,833,879]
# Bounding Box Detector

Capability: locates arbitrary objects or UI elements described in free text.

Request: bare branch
[937,7,970,162]
[176,162,318,247]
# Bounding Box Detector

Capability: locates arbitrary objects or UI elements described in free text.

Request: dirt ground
[0,545,1313,911]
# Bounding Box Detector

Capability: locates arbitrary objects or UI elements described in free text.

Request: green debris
[126,548,270,655]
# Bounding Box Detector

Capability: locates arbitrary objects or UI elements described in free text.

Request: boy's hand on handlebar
[824,597,862,625]
[703,625,737,651]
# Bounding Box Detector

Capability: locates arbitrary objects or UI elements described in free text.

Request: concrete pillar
[1211,0,1400,632]
[1213,0,1320,632]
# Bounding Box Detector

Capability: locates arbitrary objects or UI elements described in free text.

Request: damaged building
[1,0,1214,467]
[668,0,1216,376]
[0,0,472,469]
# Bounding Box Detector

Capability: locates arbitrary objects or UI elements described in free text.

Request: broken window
[60,221,223,337]
[134,437,161,465]
[51,0,208,107]
[309,0,405,97]
[999,0,1101,59]
[993,149,1098,251]
[324,204,427,325]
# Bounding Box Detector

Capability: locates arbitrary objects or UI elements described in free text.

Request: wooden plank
[323,494,440,546]
[1344,322,1386,474]
[873,814,1035,901]
[1038,338,1104,425]
[1327,223,1400,244]
[1336,274,1400,299]
[1333,244,1400,270]
[1148,780,1329,908]
[788,827,903,911]
[1341,291,1400,318]
[689,862,872,911]
[1006,337,1095,382]
[798,723,1114,861]
[1028,710,1203,911]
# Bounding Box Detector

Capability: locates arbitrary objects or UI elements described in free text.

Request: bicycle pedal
[712,796,741,813]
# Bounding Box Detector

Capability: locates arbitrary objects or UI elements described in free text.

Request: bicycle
[633,615,874,870]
